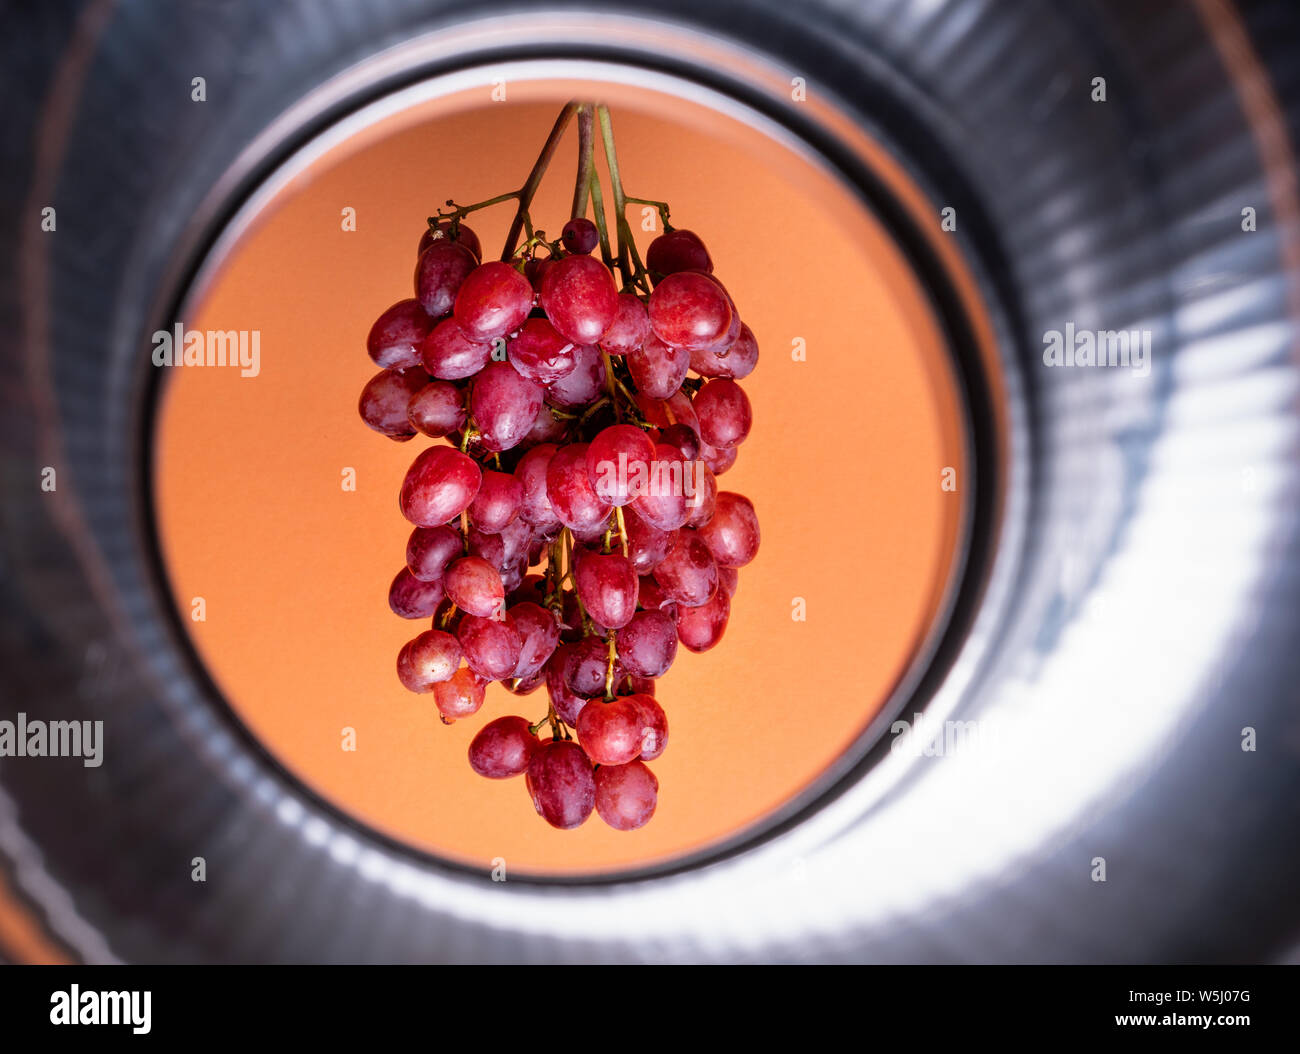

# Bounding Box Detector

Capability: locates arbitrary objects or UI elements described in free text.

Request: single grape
[646,229,712,277]
[546,443,612,531]
[648,272,731,350]
[540,254,619,345]
[406,524,463,582]
[594,760,659,831]
[367,298,436,370]
[586,423,656,507]
[600,292,650,355]
[508,601,562,678]
[471,361,544,452]
[564,634,620,698]
[676,585,730,652]
[626,333,689,400]
[653,529,718,607]
[420,317,493,380]
[454,261,534,343]
[546,644,589,725]
[514,443,562,531]
[561,217,600,255]
[407,380,467,437]
[419,220,482,261]
[399,446,482,526]
[691,321,758,379]
[622,505,675,575]
[414,240,477,317]
[468,715,539,779]
[631,694,668,760]
[444,556,505,618]
[389,566,444,619]
[633,442,694,531]
[507,317,580,385]
[433,666,487,720]
[544,342,606,409]
[467,527,506,571]
[575,551,639,630]
[457,612,524,680]
[526,740,596,829]
[697,492,760,567]
[468,469,524,533]
[396,630,462,693]
[615,610,678,678]
[693,378,752,448]
[576,695,645,766]
[358,367,428,440]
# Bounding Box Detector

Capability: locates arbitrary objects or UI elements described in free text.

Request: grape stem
[604,630,618,701]
[502,101,580,260]
[596,105,653,293]
[572,106,595,221]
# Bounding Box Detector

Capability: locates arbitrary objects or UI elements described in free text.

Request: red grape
[600,292,650,355]
[691,321,758,379]
[546,645,589,725]
[646,229,712,277]
[454,261,534,343]
[399,446,482,526]
[407,380,466,438]
[648,272,731,350]
[623,505,675,574]
[367,298,435,370]
[694,378,752,449]
[457,612,523,680]
[546,443,612,531]
[420,317,493,380]
[615,610,678,678]
[508,601,561,678]
[526,740,596,829]
[514,443,562,531]
[419,220,482,261]
[468,715,538,779]
[507,317,580,385]
[406,524,463,582]
[545,342,606,409]
[540,254,618,345]
[358,367,428,440]
[396,630,462,692]
[471,361,544,452]
[576,695,644,766]
[388,566,444,619]
[631,694,668,760]
[561,217,600,255]
[653,529,718,607]
[594,760,659,831]
[626,333,689,400]
[676,585,730,652]
[414,240,477,317]
[575,551,639,630]
[468,469,524,533]
[434,666,487,720]
[683,461,718,528]
[444,556,505,618]
[586,424,656,507]
[697,492,760,567]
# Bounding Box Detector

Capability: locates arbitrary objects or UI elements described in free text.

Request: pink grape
[653,529,718,607]
[389,566,444,619]
[526,740,596,829]
[457,612,523,680]
[454,261,534,342]
[399,446,482,526]
[406,524,463,582]
[616,610,678,678]
[676,586,730,652]
[420,318,493,380]
[576,695,645,766]
[694,378,752,449]
[414,240,477,317]
[468,715,539,779]
[444,556,505,618]
[367,298,435,370]
[575,551,639,630]
[697,492,760,567]
[594,761,659,830]
[586,424,656,507]
[397,629,462,692]
[407,380,466,437]
[648,271,731,350]
[540,254,619,345]
[434,666,487,720]
[646,229,712,277]
[507,317,580,385]
[358,367,428,440]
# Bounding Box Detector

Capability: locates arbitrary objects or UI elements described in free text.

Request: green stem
[596,106,634,286]
[587,168,615,272]
[572,106,595,220]
[502,102,579,260]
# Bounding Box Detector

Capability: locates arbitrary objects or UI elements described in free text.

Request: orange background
[152,84,966,875]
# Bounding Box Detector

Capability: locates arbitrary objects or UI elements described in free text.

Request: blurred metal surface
[0,0,1298,962]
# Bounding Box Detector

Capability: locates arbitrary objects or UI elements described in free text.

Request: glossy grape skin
[454,261,534,343]
[358,367,427,440]
[629,442,693,531]
[594,760,659,831]
[718,565,739,598]
[636,389,699,438]
[627,333,690,400]
[414,240,477,317]
[457,612,523,680]
[691,321,759,379]
[546,443,612,531]
[653,529,718,607]
[407,381,467,438]
[514,443,562,531]
[506,668,547,695]
[575,551,639,630]
[523,257,552,292]
[586,424,656,507]
[545,645,589,725]
[399,446,482,527]
[694,378,752,449]
[526,740,596,829]
[646,229,712,277]
[631,694,669,760]
[525,406,569,445]
[406,524,462,582]
[396,630,462,692]
[676,585,730,652]
[564,634,620,697]
[656,423,700,461]
[507,317,579,385]
[496,517,534,567]
[388,566,445,619]
[576,695,645,766]
[697,492,760,568]
[508,602,561,678]
[470,362,544,452]
[697,438,737,477]
[561,217,600,254]
[367,298,436,370]
[683,461,718,529]
[444,556,505,618]
[638,576,680,621]
[648,271,731,350]
[466,527,506,572]
[420,317,493,380]
[540,254,619,345]
[600,293,650,355]
[545,343,606,409]
[623,506,675,575]
[434,666,487,720]
[616,610,678,678]
[467,469,524,533]
[468,715,539,779]
[419,221,482,262]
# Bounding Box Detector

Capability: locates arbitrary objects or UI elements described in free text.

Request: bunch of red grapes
[359,205,759,832]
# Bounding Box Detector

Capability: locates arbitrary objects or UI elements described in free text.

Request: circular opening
[148,76,972,878]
